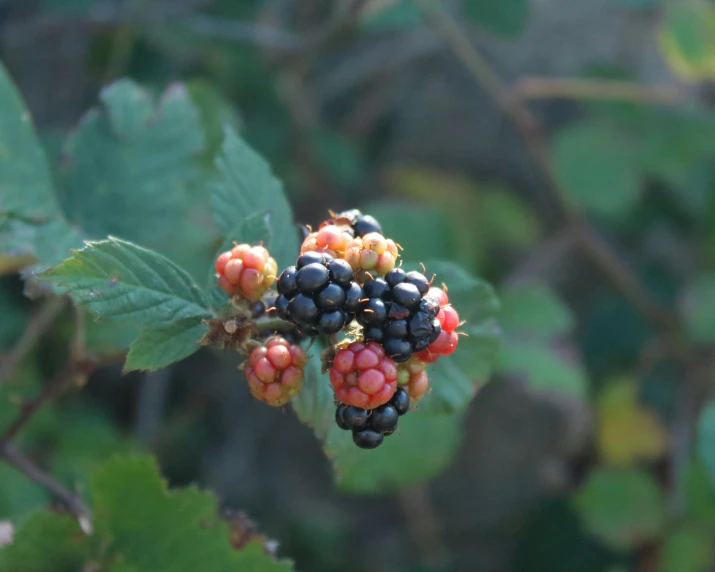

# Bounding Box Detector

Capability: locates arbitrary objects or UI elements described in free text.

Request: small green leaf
[659,1,715,81]
[212,129,298,269]
[499,284,574,339]
[573,467,666,551]
[681,272,715,344]
[291,342,334,440]
[464,0,529,36]
[124,319,209,372]
[697,401,715,486]
[325,410,462,494]
[553,123,641,219]
[91,455,292,571]
[0,511,88,572]
[43,237,211,328]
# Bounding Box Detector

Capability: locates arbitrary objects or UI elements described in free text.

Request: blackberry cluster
[335,387,410,449]
[275,252,363,335]
[356,268,442,363]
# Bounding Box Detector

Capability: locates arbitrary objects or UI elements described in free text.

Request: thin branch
[0,442,90,519]
[416,0,678,332]
[0,296,66,387]
[1,360,96,443]
[514,77,686,104]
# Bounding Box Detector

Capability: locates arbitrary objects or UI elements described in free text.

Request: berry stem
[254,316,300,337]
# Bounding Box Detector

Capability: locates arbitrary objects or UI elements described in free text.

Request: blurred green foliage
[1,0,715,571]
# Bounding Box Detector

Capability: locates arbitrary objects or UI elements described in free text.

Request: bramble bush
[3,1,715,571]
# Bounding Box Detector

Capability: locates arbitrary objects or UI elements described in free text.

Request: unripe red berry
[215,244,277,301]
[330,341,398,409]
[244,336,307,407]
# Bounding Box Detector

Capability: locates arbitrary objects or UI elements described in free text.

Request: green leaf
[681,272,715,344]
[0,511,88,572]
[325,410,462,494]
[125,319,210,372]
[291,342,334,440]
[553,123,641,219]
[43,237,211,329]
[187,80,243,168]
[497,283,585,398]
[464,0,529,36]
[58,80,204,257]
[698,401,715,486]
[499,284,574,339]
[212,129,297,269]
[0,63,59,221]
[659,525,714,572]
[413,260,501,414]
[91,455,292,571]
[659,1,715,81]
[499,342,587,398]
[0,64,81,272]
[573,467,666,551]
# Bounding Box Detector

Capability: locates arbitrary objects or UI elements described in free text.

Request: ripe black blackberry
[356,270,441,362]
[275,252,363,335]
[335,387,411,449]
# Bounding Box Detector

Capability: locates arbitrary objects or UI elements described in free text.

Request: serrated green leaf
[681,272,715,344]
[659,525,714,572]
[325,410,462,494]
[464,0,529,36]
[0,64,81,272]
[43,237,211,329]
[58,80,204,257]
[698,401,715,486]
[499,284,574,338]
[573,468,666,551]
[0,63,59,221]
[291,342,334,440]
[412,260,501,414]
[0,511,88,572]
[659,1,715,81]
[211,129,298,269]
[553,123,641,219]
[91,455,292,572]
[125,319,209,372]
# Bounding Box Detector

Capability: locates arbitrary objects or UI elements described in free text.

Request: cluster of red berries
[214,210,462,449]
